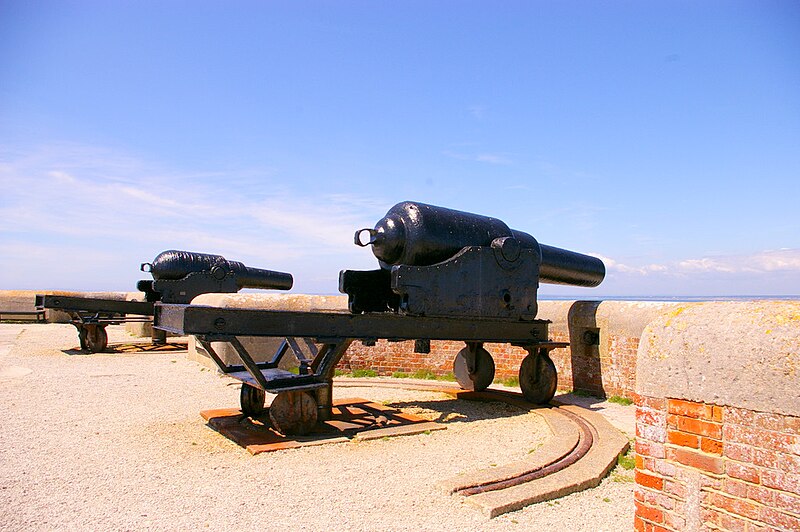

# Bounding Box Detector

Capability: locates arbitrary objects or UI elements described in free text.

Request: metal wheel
[78,326,88,350]
[269,391,318,436]
[84,325,108,353]
[453,344,495,392]
[519,350,558,404]
[240,384,266,417]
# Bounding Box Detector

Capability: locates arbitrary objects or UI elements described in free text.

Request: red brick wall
[339,339,536,379]
[634,396,800,531]
[338,329,639,398]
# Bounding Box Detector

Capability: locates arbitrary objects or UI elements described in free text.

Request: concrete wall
[634,301,800,531]
[0,290,131,323]
[184,294,679,399]
[188,293,349,368]
[341,300,682,398]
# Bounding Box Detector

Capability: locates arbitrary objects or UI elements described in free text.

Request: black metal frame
[155,303,567,421]
[36,294,155,328]
[35,251,294,353]
[36,295,159,352]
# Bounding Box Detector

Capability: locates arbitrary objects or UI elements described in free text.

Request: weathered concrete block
[637,301,800,416]
[188,293,349,369]
[122,292,154,338]
[535,300,684,397]
[0,290,45,321]
[0,290,131,323]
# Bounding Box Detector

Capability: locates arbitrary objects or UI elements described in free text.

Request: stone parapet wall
[0,289,132,323]
[188,293,350,368]
[340,300,680,399]
[184,295,677,399]
[634,301,800,531]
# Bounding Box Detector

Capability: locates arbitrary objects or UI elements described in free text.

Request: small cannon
[340,201,604,320]
[138,250,294,304]
[37,250,292,353]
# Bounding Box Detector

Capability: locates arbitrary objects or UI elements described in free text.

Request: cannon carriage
[36,251,292,353]
[155,202,605,436]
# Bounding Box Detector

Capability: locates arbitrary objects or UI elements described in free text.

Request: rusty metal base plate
[201,397,444,454]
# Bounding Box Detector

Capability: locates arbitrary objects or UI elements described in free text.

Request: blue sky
[1,1,799,296]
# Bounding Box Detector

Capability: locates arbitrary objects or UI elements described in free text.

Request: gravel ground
[0,323,635,531]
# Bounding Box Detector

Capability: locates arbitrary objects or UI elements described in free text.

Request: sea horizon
[537,294,800,302]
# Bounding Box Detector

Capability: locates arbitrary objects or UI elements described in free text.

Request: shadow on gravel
[555,392,614,411]
[61,342,188,356]
[385,397,531,424]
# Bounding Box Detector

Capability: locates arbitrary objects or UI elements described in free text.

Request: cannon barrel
[233,265,294,291]
[355,201,604,288]
[142,250,293,291]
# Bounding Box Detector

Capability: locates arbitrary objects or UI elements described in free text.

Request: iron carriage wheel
[519,349,558,404]
[240,383,266,417]
[78,326,88,350]
[268,391,318,436]
[453,344,496,392]
[84,325,108,353]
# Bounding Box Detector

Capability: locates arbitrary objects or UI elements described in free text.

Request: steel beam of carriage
[155,303,567,425]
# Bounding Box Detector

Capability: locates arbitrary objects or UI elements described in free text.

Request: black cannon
[341,201,604,320]
[138,250,293,304]
[155,202,604,436]
[335,201,604,404]
[37,250,292,353]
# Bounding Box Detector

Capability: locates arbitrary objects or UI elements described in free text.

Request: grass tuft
[351,369,378,378]
[495,376,519,387]
[412,369,438,380]
[608,395,634,406]
[617,449,636,470]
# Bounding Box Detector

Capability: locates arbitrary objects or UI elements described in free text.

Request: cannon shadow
[383,397,533,424]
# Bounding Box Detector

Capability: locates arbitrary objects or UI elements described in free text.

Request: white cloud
[119,186,181,208]
[475,153,512,165]
[567,249,800,296]
[750,249,800,271]
[589,254,667,276]
[467,105,486,119]
[0,142,388,291]
[678,258,736,273]
[595,249,800,278]
[47,170,76,183]
[442,150,513,165]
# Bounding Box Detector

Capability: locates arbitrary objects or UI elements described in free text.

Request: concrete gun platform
[221,377,630,517]
[201,397,444,454]
[1,323,635,530]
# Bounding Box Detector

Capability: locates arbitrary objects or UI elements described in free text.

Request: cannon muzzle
[234,266,294,291]
[539,243,604,287]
